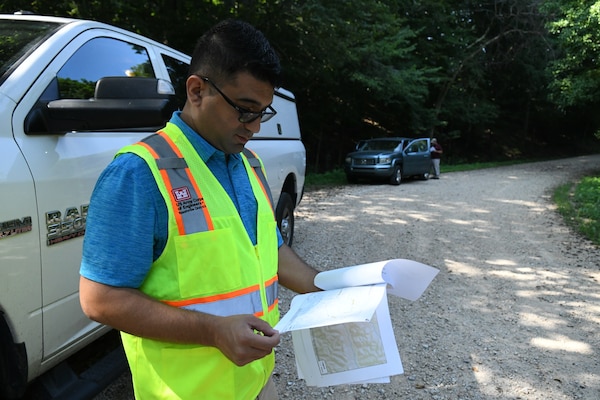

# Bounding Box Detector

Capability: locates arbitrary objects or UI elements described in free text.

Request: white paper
[275,284,387,333]
[314,258,439,301]
[290,295,403,387]
[277,259,438,387]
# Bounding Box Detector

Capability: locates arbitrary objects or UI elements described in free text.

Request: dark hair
[188,19,281,88]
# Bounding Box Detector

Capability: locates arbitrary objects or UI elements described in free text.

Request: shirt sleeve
[80,153,167,288]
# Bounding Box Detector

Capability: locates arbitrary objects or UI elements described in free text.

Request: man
[430,138,443,179]
[79,19,320,399]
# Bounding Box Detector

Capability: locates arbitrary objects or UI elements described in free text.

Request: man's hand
[80,276,279,364]
[212,315,280,366]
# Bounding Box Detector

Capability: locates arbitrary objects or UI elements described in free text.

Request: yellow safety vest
[117,122,279,399]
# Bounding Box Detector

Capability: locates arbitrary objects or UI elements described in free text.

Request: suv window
[53,37,154,99]
[407,139,428,153]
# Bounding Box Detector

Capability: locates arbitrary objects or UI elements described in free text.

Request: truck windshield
[0,19,62,83]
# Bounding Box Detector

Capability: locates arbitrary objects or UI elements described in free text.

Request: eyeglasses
[198,76,277,123]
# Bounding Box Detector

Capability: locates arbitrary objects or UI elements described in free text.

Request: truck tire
[389,165,402,185]
[0,317,27,400]
[276,192,295,247]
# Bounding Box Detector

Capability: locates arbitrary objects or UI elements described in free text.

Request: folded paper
[275,259,439,387]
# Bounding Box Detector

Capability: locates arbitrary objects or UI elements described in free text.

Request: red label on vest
[172,187,191,201]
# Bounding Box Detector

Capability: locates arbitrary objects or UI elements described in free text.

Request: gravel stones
[276,155,600,400]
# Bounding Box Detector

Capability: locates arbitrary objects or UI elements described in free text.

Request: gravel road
[95,155,600,400]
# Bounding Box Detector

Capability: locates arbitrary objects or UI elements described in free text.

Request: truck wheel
[276,193,295,247]
[0,316,27,400]
[389,165,402,185]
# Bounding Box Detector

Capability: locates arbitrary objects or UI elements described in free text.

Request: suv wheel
[389,165,402,185]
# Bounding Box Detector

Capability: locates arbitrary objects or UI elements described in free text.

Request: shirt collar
[170,111,243,164]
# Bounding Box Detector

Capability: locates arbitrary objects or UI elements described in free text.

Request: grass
[553,176,600,245]
[304,168,346,186]
[305,161,600,246]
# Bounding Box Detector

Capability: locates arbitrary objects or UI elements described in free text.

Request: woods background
[3,0,600,173]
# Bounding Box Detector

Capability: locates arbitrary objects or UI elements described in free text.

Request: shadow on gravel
[289,157,600,399]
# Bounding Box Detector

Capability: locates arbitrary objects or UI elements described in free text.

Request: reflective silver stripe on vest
[142,134,211,234]
[242,148,274,209]
[265,280,278,311]
[180,280,278,317]
[181,290,264,317]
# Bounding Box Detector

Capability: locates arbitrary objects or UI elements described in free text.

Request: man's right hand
[80,277,279,366]
[211,314,280,366]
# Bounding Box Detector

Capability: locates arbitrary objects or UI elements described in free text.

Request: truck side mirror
[25,77,178,135]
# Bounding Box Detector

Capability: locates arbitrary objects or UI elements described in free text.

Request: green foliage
[258,0,445,171]
[543,0,600,109]
[0,22,56,75]
[2,0,599,171]
[573,176,600,242]
[57,77,95,98]
[554,175,600,245]
[305,168,346,187]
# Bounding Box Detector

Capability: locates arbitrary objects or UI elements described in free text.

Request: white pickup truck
[0,14,305,399]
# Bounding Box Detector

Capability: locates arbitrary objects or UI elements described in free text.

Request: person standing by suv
[79,19,320,399]
[430,138,443,179]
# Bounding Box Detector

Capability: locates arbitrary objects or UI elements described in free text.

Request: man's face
[182,72,275,154]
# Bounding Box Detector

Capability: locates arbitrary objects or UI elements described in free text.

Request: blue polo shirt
[80,112,282,288]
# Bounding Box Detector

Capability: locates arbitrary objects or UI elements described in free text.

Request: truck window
[162,54,189,109]
[0,19,61,83]
[55,37,154,99]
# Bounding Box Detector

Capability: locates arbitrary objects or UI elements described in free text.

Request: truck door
[12,32,162,362]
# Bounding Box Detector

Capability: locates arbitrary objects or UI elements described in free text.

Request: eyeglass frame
[196,75,277,124]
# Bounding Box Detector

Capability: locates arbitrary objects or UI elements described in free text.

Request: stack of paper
[275,259,439,387]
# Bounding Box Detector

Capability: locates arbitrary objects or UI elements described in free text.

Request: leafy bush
[554,176,600,245]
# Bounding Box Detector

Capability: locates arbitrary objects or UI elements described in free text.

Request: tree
[252,0,439,171]
[3,0,594,167]
[542,0,600,139]
[399,1,552,160]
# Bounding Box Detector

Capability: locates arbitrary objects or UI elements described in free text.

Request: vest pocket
[174,228,243,298]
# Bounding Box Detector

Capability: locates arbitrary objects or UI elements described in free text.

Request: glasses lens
[239,107,276,124]
[239,113,262,124]
[260,112,276,123]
